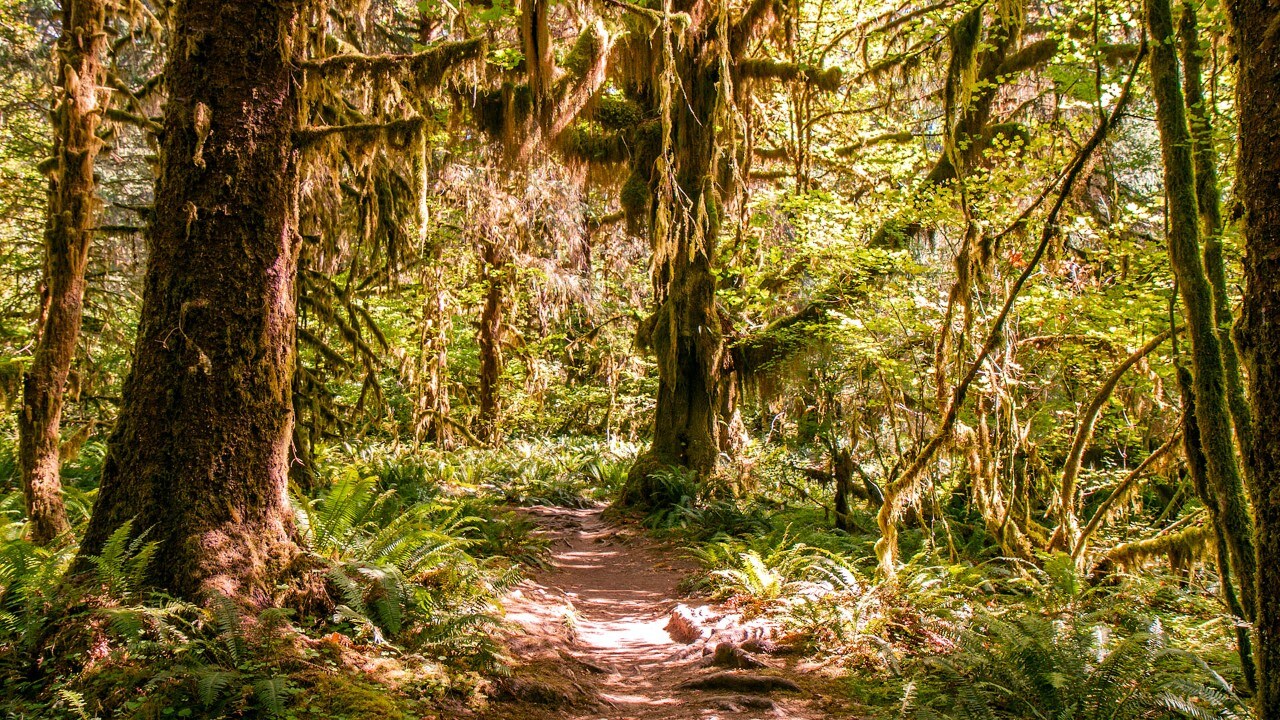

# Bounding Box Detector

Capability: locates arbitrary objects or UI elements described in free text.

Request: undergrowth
[0,436,1252,719]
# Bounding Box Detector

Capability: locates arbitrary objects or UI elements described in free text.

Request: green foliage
[294,469,515,667]
[911,613,1246,720]
[691,526,864,609]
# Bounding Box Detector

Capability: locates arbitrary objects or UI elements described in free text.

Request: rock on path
[478,506,838,720]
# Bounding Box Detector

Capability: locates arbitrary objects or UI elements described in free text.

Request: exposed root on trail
[476,506,842,719]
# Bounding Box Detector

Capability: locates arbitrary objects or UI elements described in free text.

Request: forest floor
[474,506,851,720]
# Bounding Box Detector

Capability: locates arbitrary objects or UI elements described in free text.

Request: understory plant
[910,612,1246,720]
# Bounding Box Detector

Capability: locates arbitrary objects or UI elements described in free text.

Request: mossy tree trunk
[79,0,303,603]
[476,235,509,441]
[1146,0,1256,624]
[1174,365,1256,690]
[1178,4,1253,462]
[18,0,106,545]
[623,0,731,506]
[1225,0,1280,709]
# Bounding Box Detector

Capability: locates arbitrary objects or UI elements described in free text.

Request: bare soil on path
[478,506,842,720]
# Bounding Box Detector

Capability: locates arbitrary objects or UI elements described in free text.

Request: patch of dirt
[476,506,844,719]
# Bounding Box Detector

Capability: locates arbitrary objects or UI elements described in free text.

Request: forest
[1,0,1280,717]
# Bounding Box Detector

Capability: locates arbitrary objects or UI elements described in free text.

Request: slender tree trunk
[1175,365,1256,691]
[415,255,453,446]
[1053,327,1175,552]
[1146,0,1256,624]
[79,0,302,603]
[18,0,106,544]
[1179,5,1254,462]
[476,236,507,441]
[1225,0,1280,709]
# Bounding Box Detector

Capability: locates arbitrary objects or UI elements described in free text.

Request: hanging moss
[468,88,506,137]
[738,59,842,91]
[560,125,628,163]
[620,170,651,230]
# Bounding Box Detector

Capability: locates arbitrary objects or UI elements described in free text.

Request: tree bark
[476,236,508,441]
[623,0,729,505]
[1225,0,1280,709]
[1146,0,1256,624]
[18,0,106,545]
[1179,4,1254,463]
[78,0,303,603]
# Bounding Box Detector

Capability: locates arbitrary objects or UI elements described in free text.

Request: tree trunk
[1179,4,1254,463]
[1226,0,1280,709]
[79,0,303,603]
[1174,365,1256,691]
[1146,0,1256,623]
[415,253,453,446]
[18,0,106,545]
[623,8,727,506]
[476,236,507,441]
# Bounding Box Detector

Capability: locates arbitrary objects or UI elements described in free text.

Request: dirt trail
[482,506,837,719]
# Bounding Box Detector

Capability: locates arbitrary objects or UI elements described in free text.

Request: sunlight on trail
[487,506,827,720]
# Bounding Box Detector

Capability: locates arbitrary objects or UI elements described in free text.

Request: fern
[296,471,508,661]
[88,520,158,598]
[912,612,1246,719]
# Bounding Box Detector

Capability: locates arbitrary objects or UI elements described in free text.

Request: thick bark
[79,0,302,603]
[18,0,106,544]
[1226,0,1280,709]
[1146,0,1256,624]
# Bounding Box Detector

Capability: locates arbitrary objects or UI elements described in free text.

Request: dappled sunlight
[489,506,826,719]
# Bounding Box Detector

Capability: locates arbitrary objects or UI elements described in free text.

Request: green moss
[594,95,643,130]
[560,26,602,78]
[561,125,625,163]
[620,171,650,228]
[294,671,413,720]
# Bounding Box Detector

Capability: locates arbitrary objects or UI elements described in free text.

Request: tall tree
[1225,0,1280,710]
[1144,0,1256,625]
[620,0,832,502]
[78,0,304,601]
[1178,4,1252,462]
[18,0,106,544]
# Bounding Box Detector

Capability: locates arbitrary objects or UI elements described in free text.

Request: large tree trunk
[1146,0,1256,624]
[79,0,303,603]
[1226,0,1280,709]
[18,0,106,545]
[622,6,727,506]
